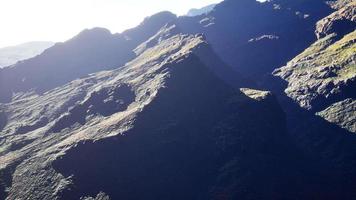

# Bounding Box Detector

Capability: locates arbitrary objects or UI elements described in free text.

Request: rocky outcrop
[274,30,356,110]
[240,88,272,101]
[273,1,355,116]
[317,98,356,133]
[316,1,356,39]
[329,0,355,9]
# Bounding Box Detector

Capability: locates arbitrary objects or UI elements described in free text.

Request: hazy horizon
[0,0,223,48]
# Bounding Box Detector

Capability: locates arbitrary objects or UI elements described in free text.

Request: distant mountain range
[0,41,54,68]
[0,0,355,199]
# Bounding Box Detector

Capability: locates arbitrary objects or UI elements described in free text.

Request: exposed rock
[240,88,272,101]
[316,1,356,39]
[329,0,355,10]
[81,192,110,200]
[248,35,280,42]
[274,30,356,110]
[317,98,356,133]
[0,109,6,132]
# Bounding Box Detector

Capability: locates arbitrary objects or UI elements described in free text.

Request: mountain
[186,4,216,17]
[0,0,355,199]
[0,11,177,103]
[0,41,54,68]
[0,32,294,199]
[177,0,334,80]
[273,1,355,132]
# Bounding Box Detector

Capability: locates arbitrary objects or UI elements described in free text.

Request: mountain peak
[71,27,113,42]
[142,11,177,24]
[186,4,216,17]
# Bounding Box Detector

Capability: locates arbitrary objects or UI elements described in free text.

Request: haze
[0,0,222,48]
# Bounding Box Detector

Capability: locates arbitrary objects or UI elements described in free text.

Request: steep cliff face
[317,98,356,132]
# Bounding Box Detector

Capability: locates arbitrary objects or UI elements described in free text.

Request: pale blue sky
[0,0,223,48]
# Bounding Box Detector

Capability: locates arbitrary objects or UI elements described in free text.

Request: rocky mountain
[176,0,334,80]
[0,41,54,68]
[0,32,293,199]
[186,4,217,17]
[274,1,355,132]
[0,0,355,199]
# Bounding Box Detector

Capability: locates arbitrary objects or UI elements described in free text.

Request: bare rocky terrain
[274,1,355,132]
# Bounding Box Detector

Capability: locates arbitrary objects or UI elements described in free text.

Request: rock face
[240,88,272,101]
[316,1,355,39]
[0,41,54,68]
[273,1,355,133]
[274,30,356,110]
[317,98,356,133]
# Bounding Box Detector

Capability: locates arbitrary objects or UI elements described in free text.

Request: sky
[0,0,223,48]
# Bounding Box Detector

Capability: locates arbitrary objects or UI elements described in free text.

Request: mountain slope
[274,30,355,110]
[0,0,355,199]
[0,41,54,68]
[52,41,292,200]
[0,34,204,199]
[0,12,177,103]
[2,29,356,200]
[0,33,295,199]
[273,2,355,133]
[176,0,334,80]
